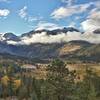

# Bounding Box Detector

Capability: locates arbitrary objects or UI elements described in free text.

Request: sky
[0,0,100,35]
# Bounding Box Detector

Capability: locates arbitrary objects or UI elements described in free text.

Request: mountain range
[0,27,100,63]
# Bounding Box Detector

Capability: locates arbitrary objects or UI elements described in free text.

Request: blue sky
[0,0,99,35]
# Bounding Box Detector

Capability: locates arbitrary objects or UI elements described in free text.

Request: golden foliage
[13,79,21,89]
[1,75,9,86]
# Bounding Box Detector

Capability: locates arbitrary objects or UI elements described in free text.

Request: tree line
[0,59,100,100]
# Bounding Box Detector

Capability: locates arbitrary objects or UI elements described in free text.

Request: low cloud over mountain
[1,27,99,45]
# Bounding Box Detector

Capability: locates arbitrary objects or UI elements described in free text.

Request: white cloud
[0,9,10,16]
[81,19,100,32]
[20,32,72,45]
[51,3,92,19]
[35,21,63,30]
[81,8,100,31]
[75,16,81,20]
[18,6,43,23]
[28,16,43,22]
[7,40,18,45]
[28,17,38,22]
[10,31,100,45]
[88,8,100,19]
[19,6,27,19]
[68,22,76,27]
[61,0,76,6]
[22,32,100,45]
[94,1,100,9]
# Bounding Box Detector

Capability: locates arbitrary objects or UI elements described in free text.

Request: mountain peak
[63,27,79,32]
[21,27,80,37]
[3,33,20,41]
[93,29,100,34]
